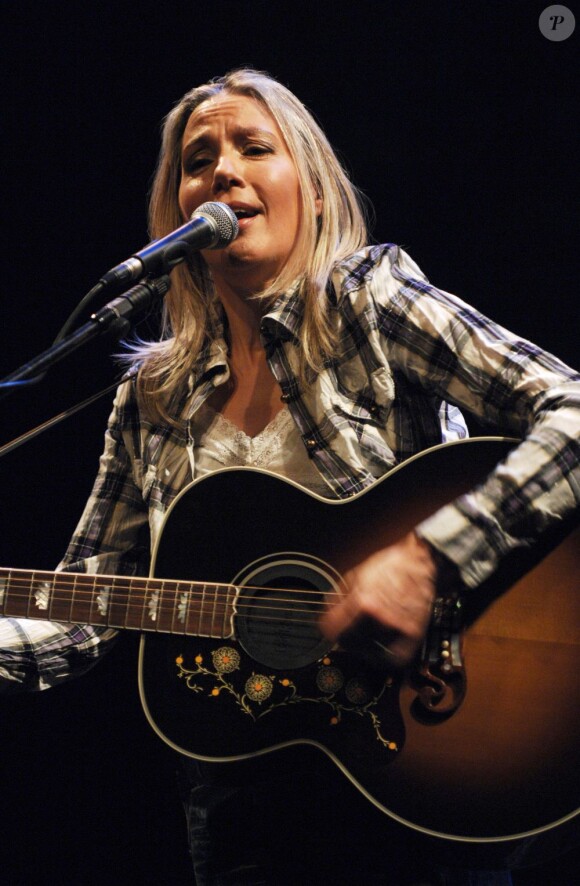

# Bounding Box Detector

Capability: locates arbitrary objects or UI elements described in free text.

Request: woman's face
[178,93,302,293]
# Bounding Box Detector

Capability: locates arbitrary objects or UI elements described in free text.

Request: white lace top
[189,402,333,497]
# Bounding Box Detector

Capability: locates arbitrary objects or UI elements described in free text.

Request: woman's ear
[314,195,323,217]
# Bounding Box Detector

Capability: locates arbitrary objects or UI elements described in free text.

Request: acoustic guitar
[2,438,579,845]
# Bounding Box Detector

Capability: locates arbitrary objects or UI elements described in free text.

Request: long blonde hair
[132,68,369,419]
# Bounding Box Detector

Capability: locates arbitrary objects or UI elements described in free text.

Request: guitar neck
[0,567,235,638]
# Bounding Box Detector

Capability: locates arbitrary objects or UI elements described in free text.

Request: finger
[320,578,362,641]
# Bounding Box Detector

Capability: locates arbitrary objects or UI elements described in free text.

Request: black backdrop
[1,2,578,883]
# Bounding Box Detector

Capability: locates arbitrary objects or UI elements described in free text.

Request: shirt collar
[260,287,305,346]
[192,281,314,384]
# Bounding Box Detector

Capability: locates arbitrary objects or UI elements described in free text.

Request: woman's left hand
[319,532,438,666]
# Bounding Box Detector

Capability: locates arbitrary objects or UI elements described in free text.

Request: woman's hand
[319,532,439,666]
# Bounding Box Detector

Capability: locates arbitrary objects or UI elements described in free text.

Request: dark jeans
[178,748,513,886]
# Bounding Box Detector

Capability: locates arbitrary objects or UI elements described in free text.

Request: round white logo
[539,5,576,40]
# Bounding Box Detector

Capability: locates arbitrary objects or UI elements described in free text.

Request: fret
[158,580,176,633]
[183,582,203,636]
[200,583,213,637]
[211,583,219,636]
[69,573,107,625]
[200,582,208,635]
[146,583,160,627]
[213,583,227,637]
[29,571,51,618]
[70,573,78,622]
[171,581,187,636]
[210,583,227,638]
[182,582,202,637]
[102,576,126,629]
[222,585,236,638]
[156,580,180,632]
[94,581,112,621]
[174,582,190,635]
[125,577,149,630]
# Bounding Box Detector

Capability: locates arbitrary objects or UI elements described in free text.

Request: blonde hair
[132,68,369,419]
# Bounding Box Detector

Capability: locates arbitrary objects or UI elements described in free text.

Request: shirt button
[305,437,318,451]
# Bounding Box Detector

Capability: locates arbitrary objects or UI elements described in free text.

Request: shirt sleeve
[0,378,151,692]
[374,246,580,588]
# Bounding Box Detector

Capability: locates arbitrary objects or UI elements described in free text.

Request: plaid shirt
[1,244,579,690]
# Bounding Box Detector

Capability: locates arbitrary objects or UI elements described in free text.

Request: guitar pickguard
[174,640,401,753]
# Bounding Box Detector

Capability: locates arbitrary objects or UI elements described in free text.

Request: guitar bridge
[410,593,466,717]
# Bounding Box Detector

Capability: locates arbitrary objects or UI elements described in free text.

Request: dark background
[1,1,578,883]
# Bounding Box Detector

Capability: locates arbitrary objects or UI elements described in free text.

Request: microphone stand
[0,380,124,459]
[0,272,172,459]
[0,274,171,402]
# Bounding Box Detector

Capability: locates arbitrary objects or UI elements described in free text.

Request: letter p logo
[539,5,576,40]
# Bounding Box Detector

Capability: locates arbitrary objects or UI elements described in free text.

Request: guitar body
[138,438,580,844]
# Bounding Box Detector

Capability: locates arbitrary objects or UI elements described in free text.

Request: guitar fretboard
[0,568,235,639]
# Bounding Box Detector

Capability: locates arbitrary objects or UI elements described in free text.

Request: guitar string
[2,600,333,633]
[2,596,332,626]
[2,574,340,628]
[2,573,340,606]
[2,572,336,600]
[2,593,334,617]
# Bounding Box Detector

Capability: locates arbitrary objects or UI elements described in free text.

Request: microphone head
[194,202,239,248]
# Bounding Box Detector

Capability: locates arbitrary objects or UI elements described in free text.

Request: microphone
[98,201,239,290]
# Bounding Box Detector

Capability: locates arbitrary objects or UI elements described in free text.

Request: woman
[1,69,579,885]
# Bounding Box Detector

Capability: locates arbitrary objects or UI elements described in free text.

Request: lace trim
[195,405,295,468]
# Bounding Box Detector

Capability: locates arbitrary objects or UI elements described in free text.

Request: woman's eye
[184,155,210,172]
[245,144,272,156]
[183,144,272,172]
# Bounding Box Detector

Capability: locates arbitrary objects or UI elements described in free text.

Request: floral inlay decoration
[175,645,398,751]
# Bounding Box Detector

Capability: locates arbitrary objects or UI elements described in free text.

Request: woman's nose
[212,152,244,193]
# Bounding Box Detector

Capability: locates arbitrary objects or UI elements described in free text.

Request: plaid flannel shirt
[2,244,579,690]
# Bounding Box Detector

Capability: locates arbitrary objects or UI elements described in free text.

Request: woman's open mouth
[230,204,260,229]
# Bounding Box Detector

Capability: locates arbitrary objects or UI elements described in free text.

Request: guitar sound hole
[234,558,338,670]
